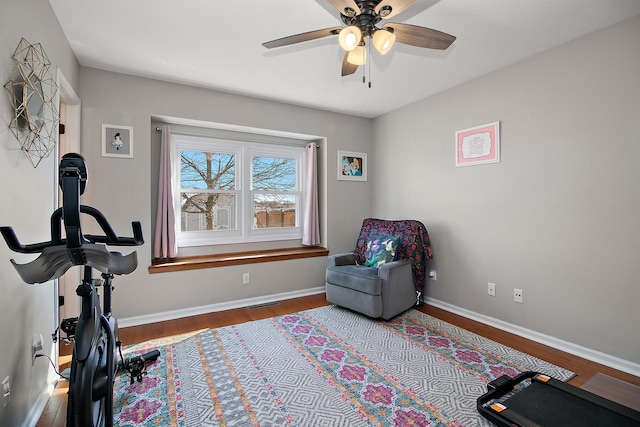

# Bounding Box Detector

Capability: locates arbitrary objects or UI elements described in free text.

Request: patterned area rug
[113,306,574,426]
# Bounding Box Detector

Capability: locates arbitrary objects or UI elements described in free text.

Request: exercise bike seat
[9,243,138,284]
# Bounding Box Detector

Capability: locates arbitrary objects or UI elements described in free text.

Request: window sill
[148,246,328,274]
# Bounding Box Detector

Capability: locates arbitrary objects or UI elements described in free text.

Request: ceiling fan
[262,0,456,77]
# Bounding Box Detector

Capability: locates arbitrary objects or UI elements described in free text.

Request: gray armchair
[325,218,433,320]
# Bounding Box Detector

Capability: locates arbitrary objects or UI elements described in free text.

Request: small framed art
[102,124,133,158]
[455,121,500,167]
[337,150,367,181]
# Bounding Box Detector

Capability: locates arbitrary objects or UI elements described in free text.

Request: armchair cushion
[326,263,381,295]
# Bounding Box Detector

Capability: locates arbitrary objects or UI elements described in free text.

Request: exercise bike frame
[66,268,118,426]
[0,153,151,427]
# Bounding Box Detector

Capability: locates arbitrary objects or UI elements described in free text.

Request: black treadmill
[477,371,640,427]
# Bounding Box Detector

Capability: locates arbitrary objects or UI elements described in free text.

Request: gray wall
[372,16,640,364]
[0,1,79,425]
[78,68,372,321]
[2,7,637,426]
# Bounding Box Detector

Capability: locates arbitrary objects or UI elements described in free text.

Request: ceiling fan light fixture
[372,29,396,55]
[346,44,366,65]
[338,26,362,51]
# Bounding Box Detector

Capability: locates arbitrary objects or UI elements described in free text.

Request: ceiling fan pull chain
[368,42,372,88]
[361,42,367,85]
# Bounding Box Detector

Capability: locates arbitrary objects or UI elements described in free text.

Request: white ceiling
[49,0,640,118]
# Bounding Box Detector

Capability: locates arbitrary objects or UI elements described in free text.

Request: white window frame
[171,133,305,247]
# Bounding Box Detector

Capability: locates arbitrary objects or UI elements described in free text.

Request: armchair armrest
[327,252,356,267]
[377,259,411,280]
[378,259,416,320]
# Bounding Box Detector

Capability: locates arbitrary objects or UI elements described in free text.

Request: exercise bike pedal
[120,349,161,384]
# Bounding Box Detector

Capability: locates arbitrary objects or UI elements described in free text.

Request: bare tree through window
[179,150,298,232]
[180,150,235,231]
[252,156,297,229]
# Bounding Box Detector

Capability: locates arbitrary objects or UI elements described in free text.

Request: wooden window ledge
[149,246,328,274]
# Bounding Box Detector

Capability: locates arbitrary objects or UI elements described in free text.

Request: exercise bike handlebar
[83,208,144,247]
[0,214,143,254]
[0,217,144,254]
[1,152,144,283]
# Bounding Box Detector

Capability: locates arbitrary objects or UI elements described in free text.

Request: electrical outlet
[32,334,44,365]
[428,270,437,281]
[2,376,9,408]
[242,273,250,285]
[488,282,496,297]
[514,288,523,303]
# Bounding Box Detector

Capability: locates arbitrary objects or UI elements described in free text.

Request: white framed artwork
[455,122,500,167]
[337,150,367,181]
[102,124,133,158]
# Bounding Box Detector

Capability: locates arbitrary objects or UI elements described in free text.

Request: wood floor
[37,294,640,426]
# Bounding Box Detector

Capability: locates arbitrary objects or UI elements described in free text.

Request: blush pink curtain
[302,142,320,246]
[153,125,178,258]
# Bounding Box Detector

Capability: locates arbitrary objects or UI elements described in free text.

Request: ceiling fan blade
[263,27,342,49]
[383,23,456,50]
[325,0,360,16]
[375,0,421,19]
[341,52,358,76]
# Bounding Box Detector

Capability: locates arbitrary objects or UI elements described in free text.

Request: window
[172,133,305,247]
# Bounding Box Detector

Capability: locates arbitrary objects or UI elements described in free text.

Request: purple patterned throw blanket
[114,306,573,426]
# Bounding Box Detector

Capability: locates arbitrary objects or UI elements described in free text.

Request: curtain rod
[155,127,320,148]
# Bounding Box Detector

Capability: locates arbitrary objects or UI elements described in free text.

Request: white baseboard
[23,382,54,427]
[118,286,326,328]
[426,297,640,378]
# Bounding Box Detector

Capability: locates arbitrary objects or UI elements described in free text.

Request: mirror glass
[25,74,45,131]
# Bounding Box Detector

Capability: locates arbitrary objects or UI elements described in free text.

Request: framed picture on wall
[455,121,500,167]
[337,150,367,181]
[102,124,133,158]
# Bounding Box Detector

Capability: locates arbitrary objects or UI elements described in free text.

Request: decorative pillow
[364,236,399,268]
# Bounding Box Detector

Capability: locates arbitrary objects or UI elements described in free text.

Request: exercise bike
[1,153,159,427]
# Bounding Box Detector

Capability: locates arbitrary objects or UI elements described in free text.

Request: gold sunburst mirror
[4,38,59,168]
